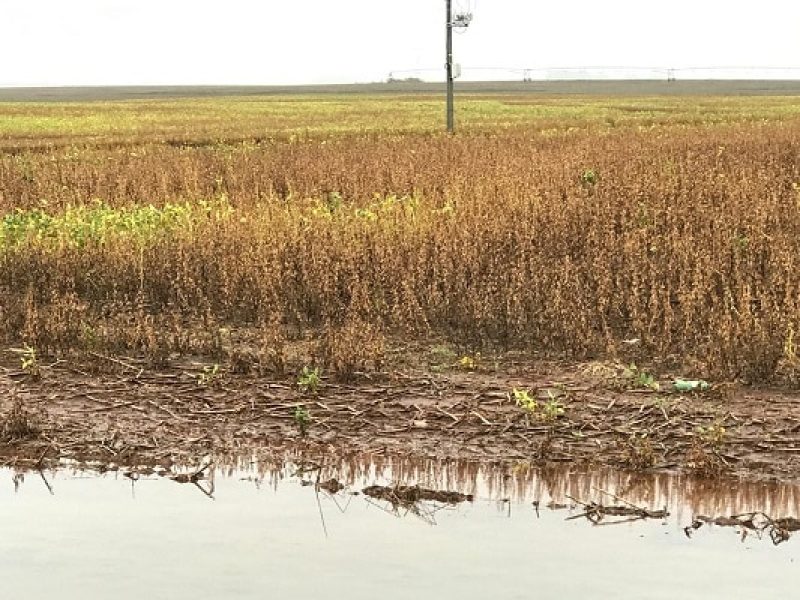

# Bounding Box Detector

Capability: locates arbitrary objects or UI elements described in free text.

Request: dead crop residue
[1,356,800,484]
[684,513,800,545]
[363,484,473,505]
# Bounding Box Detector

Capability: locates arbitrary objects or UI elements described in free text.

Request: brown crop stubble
[0,122,799,382]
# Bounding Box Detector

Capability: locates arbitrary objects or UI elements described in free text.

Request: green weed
[16,345,41,381]
[696,420,727,448]
[513,388,537,413]
[580,169,599,186]
[298,366,321,393]
[541,394,565,422]
[624,363,660,391]
[197,363,221,386]
[293,404,311,436]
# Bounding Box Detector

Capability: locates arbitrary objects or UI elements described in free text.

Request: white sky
[1,0,799,86]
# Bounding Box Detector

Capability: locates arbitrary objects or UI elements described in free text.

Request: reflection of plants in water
[167,462,215,499]
[684,512,800,546]
[557,488,668,525]
[361,484,472,526]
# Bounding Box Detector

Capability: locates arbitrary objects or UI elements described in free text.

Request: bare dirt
[1,355,799,482]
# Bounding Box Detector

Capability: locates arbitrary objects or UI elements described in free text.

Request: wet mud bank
[1,359,799,482]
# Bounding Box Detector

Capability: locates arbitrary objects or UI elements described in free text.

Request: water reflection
[21,453,800,542]
[1,456,798,600]
[215,453,800,521]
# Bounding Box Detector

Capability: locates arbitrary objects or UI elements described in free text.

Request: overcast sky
[1,0,799,86]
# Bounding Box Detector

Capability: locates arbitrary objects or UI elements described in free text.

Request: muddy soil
[1,357,799,481]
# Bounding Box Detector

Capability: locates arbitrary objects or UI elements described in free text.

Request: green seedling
[428,344,457,372]
[457,354,479,371]
[298,366,321,393]
[293,404,311,436]
[541,392,565,422]
[197,363,220,386]
[20,345,41,381]
[696,420,727,448]
[580,169,599,186]
[624,363,660,391]
[513,388,537,413]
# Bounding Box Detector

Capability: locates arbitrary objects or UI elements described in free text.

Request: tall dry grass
[1,118,799,381]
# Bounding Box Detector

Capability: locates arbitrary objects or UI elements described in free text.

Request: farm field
[1,90,800,482]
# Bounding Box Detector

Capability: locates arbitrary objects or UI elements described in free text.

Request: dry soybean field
[1,91,800,481]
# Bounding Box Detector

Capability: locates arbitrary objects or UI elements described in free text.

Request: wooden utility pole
[445,2,472,133]
[446,0,454,133]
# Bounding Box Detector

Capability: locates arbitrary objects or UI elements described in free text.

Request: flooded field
[0,457,797,599]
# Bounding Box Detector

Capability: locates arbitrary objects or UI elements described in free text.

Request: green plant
[624,363,659,391]
[298,366,321,393]
[293,404,311,436]
[428,344,457,369]
[733,232,750,250]
[457,353,479,371]
[580,168,599,186]
[197,363,220,386]
[785,324,798,365]
[514,388,566,423]
[513,388,537,413]
[20,344,40,380]
[696,420,727,448]
[311,191,343,218]
[541,393,565,422]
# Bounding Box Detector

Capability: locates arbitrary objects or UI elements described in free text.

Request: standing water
[0,457,797,599]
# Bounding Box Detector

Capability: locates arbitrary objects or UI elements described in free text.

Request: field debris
[673,379,710,393]
[684,513,800,545]
[363,484,474,506]
[318,478,345,494]
[556,489,669,525]
[0,394,41,443]
[0,356,799,481]
[169,461,213,484]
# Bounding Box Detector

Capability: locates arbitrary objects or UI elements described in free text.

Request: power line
[390,65,800,83]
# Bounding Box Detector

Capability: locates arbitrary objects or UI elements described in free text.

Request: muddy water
[0,459,797,600]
